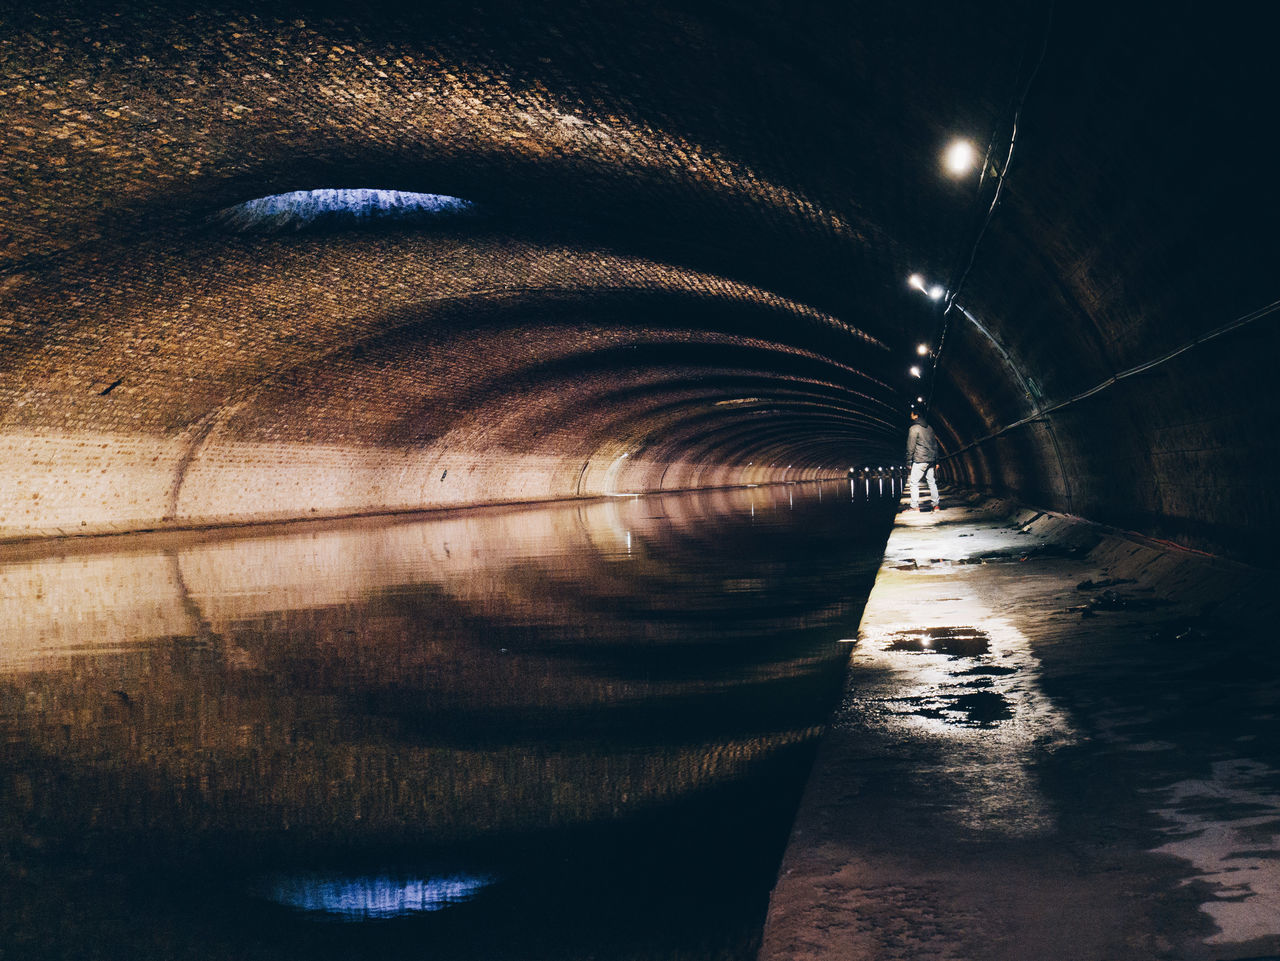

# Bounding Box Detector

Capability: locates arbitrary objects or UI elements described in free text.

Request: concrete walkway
[760,494,1280,961]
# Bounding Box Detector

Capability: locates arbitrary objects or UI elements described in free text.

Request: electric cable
[944,294,1280,459]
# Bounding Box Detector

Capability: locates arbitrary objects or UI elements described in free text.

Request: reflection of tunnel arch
[0,491,870,870]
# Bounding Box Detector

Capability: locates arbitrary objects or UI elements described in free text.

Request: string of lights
[927,2,1057,412]
[899,4,1056,411]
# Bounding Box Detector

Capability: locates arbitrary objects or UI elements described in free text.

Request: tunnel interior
[5,5,1280,959]
[4,0,1277,561]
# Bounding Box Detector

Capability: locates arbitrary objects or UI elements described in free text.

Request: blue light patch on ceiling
[216,188,478,233]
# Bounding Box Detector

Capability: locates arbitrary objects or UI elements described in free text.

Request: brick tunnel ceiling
[2,1,1278,558]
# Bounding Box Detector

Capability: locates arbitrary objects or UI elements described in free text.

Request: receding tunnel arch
[117,279,896,526]
[170,324,900,512]
[1,1,1277,561]
[2,223,904,535]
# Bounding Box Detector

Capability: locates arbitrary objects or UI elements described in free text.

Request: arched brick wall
[2,1,1276,560]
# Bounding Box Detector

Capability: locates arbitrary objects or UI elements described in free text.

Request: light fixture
[944,139,978,176]
[917,343,929,355]
[917,396,924,403]
[909,366,922,378]
[909,274,945,300]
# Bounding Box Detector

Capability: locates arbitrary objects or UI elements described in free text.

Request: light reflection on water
[0,483,894,960]
[256,872,496,920]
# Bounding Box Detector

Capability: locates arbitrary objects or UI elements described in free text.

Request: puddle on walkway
[0,483,894,960]
[880,627,1015,726]
[847,588,1079,838]
[887,625,991,657]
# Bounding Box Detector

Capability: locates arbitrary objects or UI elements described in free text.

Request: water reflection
[887,625,992,657]
[0,482,894,960]
[257,872,496,919]
[845,473,900,502]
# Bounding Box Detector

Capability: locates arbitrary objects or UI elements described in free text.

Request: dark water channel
[0,483,896,961]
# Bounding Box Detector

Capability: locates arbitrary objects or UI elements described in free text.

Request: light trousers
[908,462,939,508]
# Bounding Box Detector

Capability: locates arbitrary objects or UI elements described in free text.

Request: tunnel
[2,2,1279,959]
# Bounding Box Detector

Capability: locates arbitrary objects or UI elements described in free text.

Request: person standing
[905,409,941,511]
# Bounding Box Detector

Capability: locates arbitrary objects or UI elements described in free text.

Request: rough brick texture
[1,1,1276,560]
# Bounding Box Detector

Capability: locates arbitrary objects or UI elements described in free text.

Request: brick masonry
[1,2,1276,561]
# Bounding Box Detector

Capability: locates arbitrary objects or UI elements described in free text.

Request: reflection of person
[905,410,941,511]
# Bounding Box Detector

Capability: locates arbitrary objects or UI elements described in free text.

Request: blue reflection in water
[256,872,495,920]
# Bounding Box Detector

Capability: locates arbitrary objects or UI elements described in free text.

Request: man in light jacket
[905,409,941,511]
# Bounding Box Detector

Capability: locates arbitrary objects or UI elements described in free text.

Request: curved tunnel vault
[1,0,1278,561]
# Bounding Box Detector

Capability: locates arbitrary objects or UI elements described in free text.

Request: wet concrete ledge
[759,492,1280,961]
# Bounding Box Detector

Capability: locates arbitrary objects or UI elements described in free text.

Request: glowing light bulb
[910,366,922,378]
[944,139,977,175]
[928,285,944,300]
[917,343,929,355]
[908,273,926,291]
